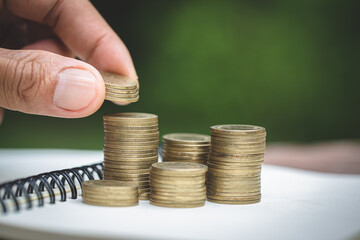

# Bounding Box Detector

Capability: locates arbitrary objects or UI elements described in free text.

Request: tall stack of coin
[150,162,207,208]
[100,71,139,103]
[103,113,159,200]
[82,180,138,207]
[207,124,266,204]
[161,133,210,165]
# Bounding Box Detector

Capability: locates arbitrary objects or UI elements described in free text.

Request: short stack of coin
[161,133,210,165]
[103,113,159,200]
[207,124,266,204]
[100,71,139,103]
[82,180,138,207]
[150,162,207,208]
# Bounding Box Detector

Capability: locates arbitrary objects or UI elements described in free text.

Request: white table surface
[0,149,359,240]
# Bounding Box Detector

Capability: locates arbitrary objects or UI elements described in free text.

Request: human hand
[0,0,137,123]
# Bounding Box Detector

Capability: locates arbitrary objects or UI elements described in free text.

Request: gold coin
[104,176,150,182]
[150,200,205,208]
[151,162,208,176]
[104,143,158,150]
[103,112,157,122]
[104,148,158,154]
[105,131,159,138]
[161,152,208,159]
[210,151,264,159]
[162,133,210,144]
[150,194,206,202]
[104,129,159,135]
[105,88,139,94]
[150,177,205,184]
[103,167,150,174]
[104,171,149,177]
[103,162,153,169]
[104,144,157,150]
[104,121,158,128]
[210,135,266,143]
[211,144,266,151]
[207,171,261,178]
[103,172,149,178]
[105,136,159,142]
[104,126,159,131]
[210,125,266,135]
[211,139,266,146]
[161,149,209,157]
[105,91,139,98]
[210,147,265,155]
[82,180,138,191]
[105,95,139,102]
[207,188,261,196]
[162,147,209,154]
[207,194,261,201]
[207,167,262,174]
[210,142,266,150]
[82,193,138,201]
[161,156,207,163]
[162,158,207,165]
[150,192,206,199]
[99,71,138,90]
[151,184,206,191]
[163,142,210,148]
[104,162,158,168]
[207,161,263,168]
[104,155,158,161]
[207,197,260,205]
[83,198,138,207]
[208,156,264,164]
[104,140,159,147]
[207,168,261,175]
[101,71,138,89]
[206,179,261,186]
[151,187,206,195]
[150,175,205,183]
[104,154,158,161]
[139,194,150,200]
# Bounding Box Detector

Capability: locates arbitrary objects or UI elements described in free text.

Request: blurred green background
[1,0,359,149]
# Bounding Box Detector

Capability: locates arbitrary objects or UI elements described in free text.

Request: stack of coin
[103,113,159,200]
[150,162,207,208]
[82,180,138,207]
[100,71,139,103]
[161,133,210,165]
[207,124,266,204]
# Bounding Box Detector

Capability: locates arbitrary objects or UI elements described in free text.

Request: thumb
[0,48,105,118]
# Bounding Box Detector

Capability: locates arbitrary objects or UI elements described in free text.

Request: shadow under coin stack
[82,180,139,207]
[103,113,159,200]
[207,125,266,204]
[161,133,211,165]
[150,162,207,208]
[101,71,139,103]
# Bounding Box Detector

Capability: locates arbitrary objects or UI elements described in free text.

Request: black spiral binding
[0,162,103,214]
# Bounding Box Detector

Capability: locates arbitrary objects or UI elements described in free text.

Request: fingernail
[54,68,96,111]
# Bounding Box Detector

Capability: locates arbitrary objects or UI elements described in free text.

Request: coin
[150,200,205,208]
[149,162,207,208]
[207,198,260,205]
[151,162,207,176]
[207,124,266,205]
[81,180,139,207]
[163,133,211,144]
[210,125,266,135]
[101,71,138,89]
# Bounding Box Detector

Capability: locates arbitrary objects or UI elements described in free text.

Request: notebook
[0,149,360,240]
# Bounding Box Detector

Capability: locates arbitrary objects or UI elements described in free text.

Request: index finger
[6,0,137,79]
